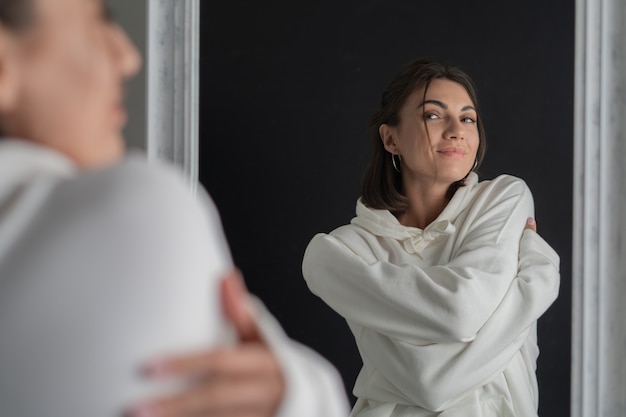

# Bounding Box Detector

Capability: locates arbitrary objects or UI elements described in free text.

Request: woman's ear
[379,124,397,154]
[0,27,21,112]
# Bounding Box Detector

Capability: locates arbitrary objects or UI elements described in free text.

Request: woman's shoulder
[62,154,208,219]
[37,154,226,256]
[496,173,528,186]
[473,173,533,204]
[308,223,363,245]
[460,174,535,238]
[329,223,373,243]
[10,153,233,289]
[305,222,380,264]
[88,153,194,201]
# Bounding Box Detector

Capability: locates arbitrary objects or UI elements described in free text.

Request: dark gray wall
[199,1,573,415]
[111,0,147,151]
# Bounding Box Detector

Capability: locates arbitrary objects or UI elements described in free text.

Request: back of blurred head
[0,0,141,168]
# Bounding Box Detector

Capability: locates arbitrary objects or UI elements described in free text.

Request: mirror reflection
[200,1,573,415]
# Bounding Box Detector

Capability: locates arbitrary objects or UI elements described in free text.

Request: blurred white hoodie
[0,139,348,417]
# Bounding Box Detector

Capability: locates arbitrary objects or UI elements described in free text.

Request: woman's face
[0,0,141,168]
[381,78,480,188]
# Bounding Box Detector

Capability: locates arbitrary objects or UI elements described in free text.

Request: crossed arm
[301,181,560,410]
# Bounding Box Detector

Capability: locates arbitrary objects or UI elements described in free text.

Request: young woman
[0,1,348,416]
[302,58,560,417]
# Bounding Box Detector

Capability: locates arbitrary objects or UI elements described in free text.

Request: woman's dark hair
[0,0,34,31]
[361,58,487,212]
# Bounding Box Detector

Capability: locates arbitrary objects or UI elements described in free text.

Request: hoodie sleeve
[302,176,560,409]
[0,156,351,417]
[353,229,560,410]
[0,157,233,417]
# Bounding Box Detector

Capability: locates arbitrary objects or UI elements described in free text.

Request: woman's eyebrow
[418,100,476,112]
[419,99,447,109]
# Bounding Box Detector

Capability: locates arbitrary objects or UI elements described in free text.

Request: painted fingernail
[526,217,536,226]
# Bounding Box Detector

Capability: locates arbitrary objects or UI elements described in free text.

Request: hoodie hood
[351,173,479,255]
[0,139,75,198]
[0,139,76,261]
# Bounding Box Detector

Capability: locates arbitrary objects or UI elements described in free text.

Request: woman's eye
[461,117,476,123]
[424,113,439,120]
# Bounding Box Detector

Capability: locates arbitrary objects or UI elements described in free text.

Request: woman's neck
[396,180,451,229]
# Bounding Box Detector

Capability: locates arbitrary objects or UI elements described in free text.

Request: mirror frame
[146,0,200,195]
[572,0,626,415]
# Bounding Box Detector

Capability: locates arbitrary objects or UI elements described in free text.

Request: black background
[199,1,574,415]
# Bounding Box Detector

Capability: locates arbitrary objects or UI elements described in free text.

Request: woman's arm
[0,158,233,417]
[0,158,349,417]
[353,225,560,410]
[303,176,534,344]
[130,271,350,417]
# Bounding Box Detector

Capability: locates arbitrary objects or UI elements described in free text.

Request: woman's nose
[444,119,465,140]
[112,24,142,79]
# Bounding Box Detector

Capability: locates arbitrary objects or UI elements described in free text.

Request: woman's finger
[220,270,261,342]
[129,371,283,417]
[525,217,537,232]
[143,345,282,379]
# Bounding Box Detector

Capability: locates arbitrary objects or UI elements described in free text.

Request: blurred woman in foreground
[0,0,348,416]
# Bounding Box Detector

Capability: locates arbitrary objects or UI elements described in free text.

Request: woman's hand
[129,270,286,417]
[525,217,537,232]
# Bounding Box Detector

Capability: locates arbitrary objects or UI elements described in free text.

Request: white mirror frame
[146,0,200,195]
[144,0,626,414]
[572,0,626,415]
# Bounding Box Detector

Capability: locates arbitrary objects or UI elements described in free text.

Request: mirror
[198,0,573,415]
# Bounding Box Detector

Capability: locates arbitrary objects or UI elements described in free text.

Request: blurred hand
[129,269,285,417]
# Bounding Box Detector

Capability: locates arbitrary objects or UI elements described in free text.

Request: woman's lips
[437,147,467,157]
[113,104,128,127]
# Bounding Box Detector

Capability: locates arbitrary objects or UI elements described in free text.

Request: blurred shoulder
[81,154,198,206]
[56,153,217,225]
[21,153,230,266]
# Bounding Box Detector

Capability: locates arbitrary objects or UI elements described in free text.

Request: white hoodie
[0,139,349,417]
[302,173,560,417]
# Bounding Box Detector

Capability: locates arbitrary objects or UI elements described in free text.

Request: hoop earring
[392,153,401,173]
